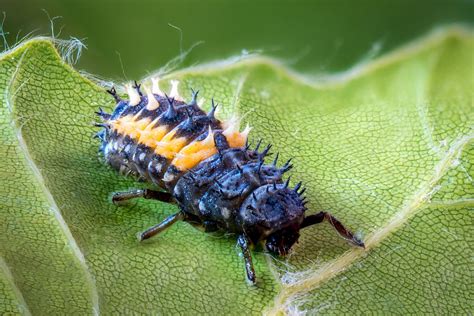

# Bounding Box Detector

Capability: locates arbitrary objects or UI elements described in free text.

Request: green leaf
[0,27,472,315]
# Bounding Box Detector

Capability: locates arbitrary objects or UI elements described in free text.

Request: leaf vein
[0,255,32,316]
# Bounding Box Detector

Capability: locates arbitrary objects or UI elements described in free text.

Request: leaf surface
[0,28,472,315]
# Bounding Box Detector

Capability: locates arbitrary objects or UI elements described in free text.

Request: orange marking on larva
[133,118,152,138]
[172,131,217,171]
[224,131,247,148]
[111,115,133,135]
[154,129,188,159]
[221,116,248,148]
[112,115,151,140]
[110,110,250,171]
[138,124,169,149]
[112,113,179,152]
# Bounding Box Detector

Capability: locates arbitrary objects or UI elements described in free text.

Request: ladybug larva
[95,79,364,285]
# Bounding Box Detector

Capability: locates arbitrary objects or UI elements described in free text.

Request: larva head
[239,183,306,256]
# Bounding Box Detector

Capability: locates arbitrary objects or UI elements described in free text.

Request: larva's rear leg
[138,211,185,241]
[237,235,256,285]
[301,212,365,248]
[112,189,174,205]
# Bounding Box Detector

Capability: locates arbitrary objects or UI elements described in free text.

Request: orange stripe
[110,114,248,171]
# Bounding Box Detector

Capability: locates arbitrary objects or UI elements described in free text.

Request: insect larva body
[95,79,364,284]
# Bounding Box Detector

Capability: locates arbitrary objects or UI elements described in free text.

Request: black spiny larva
[95,78,364,285]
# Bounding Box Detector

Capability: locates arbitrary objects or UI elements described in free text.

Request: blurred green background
[2,0,473,80]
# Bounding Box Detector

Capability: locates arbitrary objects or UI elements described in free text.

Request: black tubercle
[106,87,121,103]
[95,108,111,120]
[133,80,143,96]
[190,88,199,105]
[208,99,218,120]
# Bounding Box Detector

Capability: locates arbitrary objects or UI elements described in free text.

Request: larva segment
[154,129,188,160]
[138,124,169,149]
[172,127,217,171]
[112,115,151,140]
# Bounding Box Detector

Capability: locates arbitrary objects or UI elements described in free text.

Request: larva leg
[138,211,185,241]
[237,235,256,285]
[112,189,174,205]
[301,212,365,248]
